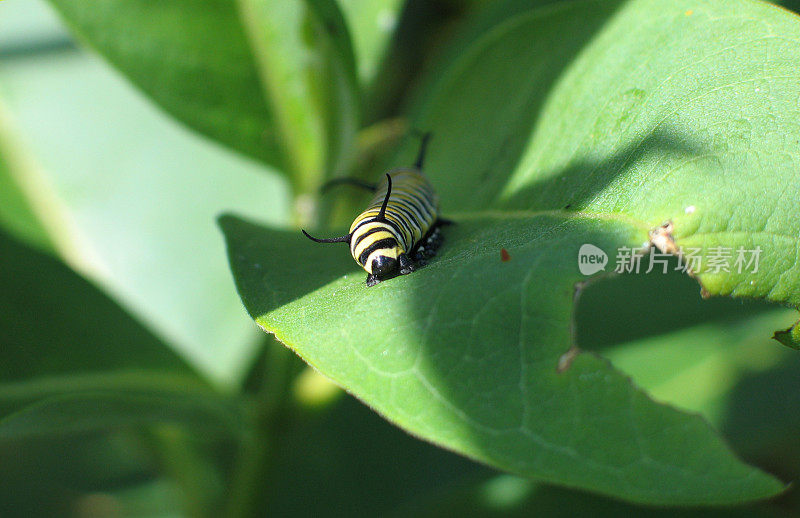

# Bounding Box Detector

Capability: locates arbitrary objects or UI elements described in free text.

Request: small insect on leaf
[501,248,511,262]
[301,133,446,286]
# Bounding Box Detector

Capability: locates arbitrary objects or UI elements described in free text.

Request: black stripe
[393,196,435,235]
[354,217,406,248]
[388,201,421,226]
[352,224,392,248]
[387,204,424,239]
[372,187,434,217]
[416,188,437,210]
[384,207,416,244]
[377,217,406,244]
[396,189,435,213]
[393,196,432,224]
[352,215,381,232]
[396,181,434,203]
[358,237,397,265]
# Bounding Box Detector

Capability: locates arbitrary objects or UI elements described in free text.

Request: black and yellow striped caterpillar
[302,134,448,286]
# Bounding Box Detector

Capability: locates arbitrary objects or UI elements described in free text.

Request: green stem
[146,426,220,518]
[225,340,297,518]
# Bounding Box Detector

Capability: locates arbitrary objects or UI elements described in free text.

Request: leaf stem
[225,339,298,518]
[147,425,221,518]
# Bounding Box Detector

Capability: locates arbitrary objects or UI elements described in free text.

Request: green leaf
[221,215,781,505]
[43,0,359,188]
[410,475,784,518]
[338,0,403,84]
[222,0,800,504]
[772,319,800,350]
[602,309,795,425]
[236,0,360,189]
[0,392,242,440]
[407,0,800,321]
[0,106,53,253]
[576,268,796,423]
[0,431,170,517]
[253,368,790,517]
[0,43,290,384]
[264,393,489,517]
[42,0,281,169]
[0,229,240,505]
[0,229,205,412]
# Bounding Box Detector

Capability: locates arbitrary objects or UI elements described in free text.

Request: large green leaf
[236,0,359,189]
[0,228,240,511]
[338,0,404,85]
[263,393,489,516]
[602,309,795,425]
[0,392,241,440]
[0,229,204,412]
[0,108,53,253]
[222,214,782,505]
[260,309,797,518]
[409,476,785,518]
[0,37,290,384]
[406,0,800,312]
[42,0,359,189]
[222,0,799,504]
[575,267,796,424]
[234,334,798,518]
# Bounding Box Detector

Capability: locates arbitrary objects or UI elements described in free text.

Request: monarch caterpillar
[302,133,448,286]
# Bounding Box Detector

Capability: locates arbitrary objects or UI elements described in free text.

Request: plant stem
[148,425,219,518]
[225,339,297,518]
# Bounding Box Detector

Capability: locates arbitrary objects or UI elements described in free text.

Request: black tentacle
[320,177,377,194]
[414,132,433,169]
[301,229,351,244]
[376,173,392,222]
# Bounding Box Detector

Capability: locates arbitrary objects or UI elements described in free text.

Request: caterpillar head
[371,254,399,278]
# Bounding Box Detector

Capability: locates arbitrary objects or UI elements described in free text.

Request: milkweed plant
[2,0,800,516]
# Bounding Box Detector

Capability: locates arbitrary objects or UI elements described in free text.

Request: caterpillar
[302,134,448,287]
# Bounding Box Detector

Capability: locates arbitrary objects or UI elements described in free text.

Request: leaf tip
[217,213,252,239]
[216,212,238,230]
[772,319,800,350]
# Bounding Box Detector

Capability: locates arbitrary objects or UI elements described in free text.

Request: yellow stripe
[352,230,396,259]
[349,221,389,249]
[350,219,405,251]
[385,207,421,244]
[382,212,414,249]
[389,196,433,225]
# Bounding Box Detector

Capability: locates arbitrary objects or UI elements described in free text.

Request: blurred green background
[2,0,800,516]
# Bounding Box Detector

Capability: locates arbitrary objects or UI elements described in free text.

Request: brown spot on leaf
[649,221,678,254]
[500,248,511,262]
[557,347,580,373]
